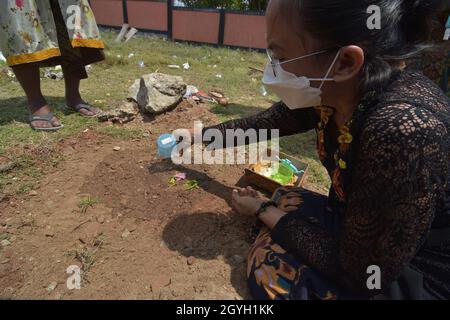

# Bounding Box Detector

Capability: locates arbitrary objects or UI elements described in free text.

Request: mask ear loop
[319,50,341,90]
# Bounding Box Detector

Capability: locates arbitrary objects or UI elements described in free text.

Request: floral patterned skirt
[246,189,358,300]
[0,0,104,77]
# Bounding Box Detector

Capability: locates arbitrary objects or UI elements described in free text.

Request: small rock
[1,239,11,247]
[44,231,55,238]
[121,229,131,239]
[113,146,121,151]
[1,259,10,264]
[187,256,195,266]
[97,101,138,124]
[96,215,105,224]
[29,190,38,196]
[46,282,58,292]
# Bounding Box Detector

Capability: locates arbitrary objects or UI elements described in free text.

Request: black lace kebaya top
[204,70,450,299]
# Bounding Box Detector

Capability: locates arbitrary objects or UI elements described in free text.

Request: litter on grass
[260,86,268,96]
[124,27,138,43]
[3,69,15,79]
[44,68,63,80]
[115,24,130,42]
[183,87,230,105]
[209,91,223,99]
[183,85,199,98]
[195,91,217,103]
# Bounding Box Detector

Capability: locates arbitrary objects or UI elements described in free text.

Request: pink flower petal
[175,172,187,181]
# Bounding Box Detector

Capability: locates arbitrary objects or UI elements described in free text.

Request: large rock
[129,73,186,114]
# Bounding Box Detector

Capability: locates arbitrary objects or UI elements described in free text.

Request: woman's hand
[232,186,288,229]
[238,186,268,199]
[231,187,265,216]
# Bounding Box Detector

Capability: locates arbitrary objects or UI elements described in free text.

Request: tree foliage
[181,0,268,11]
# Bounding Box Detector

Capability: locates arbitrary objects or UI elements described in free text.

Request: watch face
[271,187,290,205]
[271,190,282,205]
[271,187,304,208]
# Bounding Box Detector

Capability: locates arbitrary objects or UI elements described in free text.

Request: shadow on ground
[0,96,83,126]
[162,210,254,299]
[148,162,254,298]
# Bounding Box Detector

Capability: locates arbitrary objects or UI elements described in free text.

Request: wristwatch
[255,200,277,218]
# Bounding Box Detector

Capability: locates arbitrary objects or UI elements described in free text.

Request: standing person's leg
[46,0,100,118]
[63,70,99,117]
[12,63,62,129]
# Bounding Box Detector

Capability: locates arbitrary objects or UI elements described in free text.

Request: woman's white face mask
[262,49,341,109]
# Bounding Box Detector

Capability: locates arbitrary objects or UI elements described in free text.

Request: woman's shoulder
[361,104,447,156]
[379,70,450,113]
[361,70,449,147]
[357,100,447,186]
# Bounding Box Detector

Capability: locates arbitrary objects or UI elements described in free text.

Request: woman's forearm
[202,102,318,147]
[258,206,287,230]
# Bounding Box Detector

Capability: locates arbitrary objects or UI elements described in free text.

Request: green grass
[0,31,330,196]
[78,196,99,214]
[97,124,143,140]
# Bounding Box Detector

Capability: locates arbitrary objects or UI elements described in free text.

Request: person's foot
[30,104,62,129]
[66,96,100,117]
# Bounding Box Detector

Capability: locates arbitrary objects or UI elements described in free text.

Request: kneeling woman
[203,0,450,299]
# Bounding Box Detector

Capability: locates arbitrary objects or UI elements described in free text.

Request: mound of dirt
[0,101,258,299]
